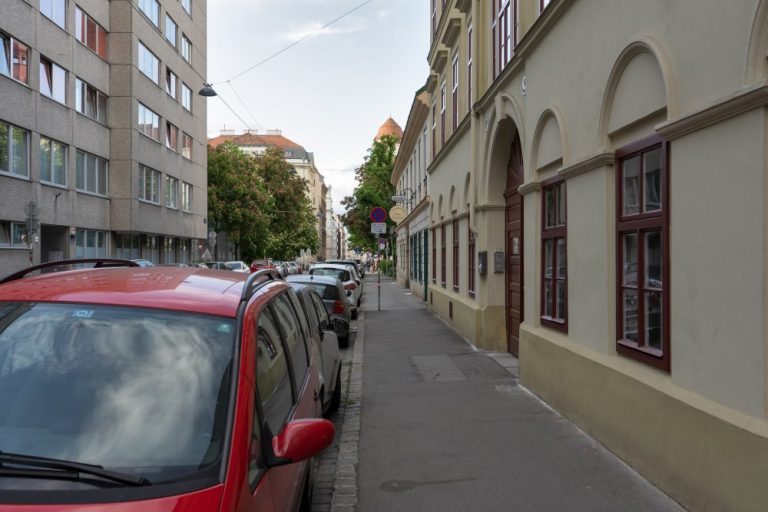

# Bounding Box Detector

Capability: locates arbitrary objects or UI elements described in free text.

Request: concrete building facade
[0,0,208,272]
[394,0,768,509]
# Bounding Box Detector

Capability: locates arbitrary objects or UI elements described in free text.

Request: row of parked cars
[0,256,367,511]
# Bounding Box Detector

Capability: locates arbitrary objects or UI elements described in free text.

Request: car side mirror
[269,419,334,466]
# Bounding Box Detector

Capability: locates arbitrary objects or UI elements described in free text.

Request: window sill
[616,339,668,372]
[0,245,30,250]
[75,111,109,128]
[41,94,67,108]
[139,72,162,89]
[76,189,109,199]
[541,316,567,333]
[76,40,109,64]
[0,71,31,89]
[0,171,31,182]
[166,205,178,211]
[138,198,161,207]
[139,131,161,144]
[41,180,67,189]
[40,12,67,33]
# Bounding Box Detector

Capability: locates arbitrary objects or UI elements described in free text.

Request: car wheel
[338,333,349,349]
[327,366,342,414]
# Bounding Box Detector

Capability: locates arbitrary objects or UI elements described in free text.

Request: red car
[0,259,334,511]
[250,259,275,274]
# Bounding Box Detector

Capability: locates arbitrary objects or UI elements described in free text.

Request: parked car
[326,259,365,280]
[308,264,361,319]
[288,282,342,414]
[130,258,154,267]
[317,262,364,301]
[288,262,299,275]
[250,258,275,273]
[0,260,334,511]
[204,261,229,270]
[287,274,352,347]
[224,261,250,273]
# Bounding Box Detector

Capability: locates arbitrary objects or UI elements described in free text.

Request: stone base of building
[520,324,768,512]
[428,287,507,352]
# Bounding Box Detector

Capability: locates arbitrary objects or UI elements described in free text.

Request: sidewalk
[353,275,682,512]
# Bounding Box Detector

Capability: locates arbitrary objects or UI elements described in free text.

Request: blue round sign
[370,207,387,222]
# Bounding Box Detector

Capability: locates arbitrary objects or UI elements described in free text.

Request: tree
[341,134,398,251]
[207,141,271,261]
[255,147,319,260]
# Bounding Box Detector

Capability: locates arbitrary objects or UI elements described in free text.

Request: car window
[311,268,350,282]
[289,290,312,341]
[272,293,309,392]
[309,283,337,300]
[256,308,293,436]
[311,292,330,325]
[301,291,321,329]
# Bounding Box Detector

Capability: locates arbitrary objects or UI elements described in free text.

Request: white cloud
[284,18,367,42]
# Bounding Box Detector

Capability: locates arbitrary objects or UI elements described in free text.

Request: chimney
[266,129,282,136]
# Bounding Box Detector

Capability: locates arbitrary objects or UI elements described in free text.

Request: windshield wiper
[0,451,150,486]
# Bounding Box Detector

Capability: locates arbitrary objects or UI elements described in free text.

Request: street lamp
[198,83,217,97]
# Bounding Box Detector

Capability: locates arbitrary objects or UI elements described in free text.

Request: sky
[207,0,430,214]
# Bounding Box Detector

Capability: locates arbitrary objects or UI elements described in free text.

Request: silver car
[287,274,352,347]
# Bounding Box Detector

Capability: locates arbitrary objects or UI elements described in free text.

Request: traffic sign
[370,222,387,234]
[370,207,387,222]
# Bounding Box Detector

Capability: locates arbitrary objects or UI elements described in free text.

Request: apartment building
[208,129,329,262]
[393,0,768,509]
[0,0,208,272]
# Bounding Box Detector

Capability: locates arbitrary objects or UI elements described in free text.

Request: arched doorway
[504,135,524,356]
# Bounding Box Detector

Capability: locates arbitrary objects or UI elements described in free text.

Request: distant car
[159,263,189,267]
[326,259,365,280]
[130,258,154,267]
[287,274,352,347]
[319,261,364,300]
[289,283,343,415]
[250,258,275,273]
[288,262,299,275]
[224,261,250,273]
[0,260,334,511]
[308,264,361,319]
[204,261,229,270]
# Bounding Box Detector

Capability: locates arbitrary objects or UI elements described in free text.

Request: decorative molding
[441,17,462,48]
[656,82,768,140]
[427,114,471,174]
[426,73,438,94]
[518,182,542,196]
[455,0,471,15]
[558,152,615,180]
[432,48,449,75]
[473,204,506,213]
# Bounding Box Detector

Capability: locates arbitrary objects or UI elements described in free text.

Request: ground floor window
[179,239,190,264]
[541,179,567,331]
[143,234,159,263]
[163,237,177,263]
[0,221,26,247]
[114,233,140,260]
[75,229,107,258]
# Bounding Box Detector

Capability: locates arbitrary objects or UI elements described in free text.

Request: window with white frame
[75,229,107,258]
[181,82,191,110]
[440,80,446,146]
[139,164,160,203]
[76,149,108,195]
[39,58,67,104]
[492,0,517,79]
[181,181,192,211]
[451,53,459,131]
[138,0,159,26]
[165,175,178,209]
[467,21,473,111]
[165,15,177,47]
[181,0,191,15]
[181,34,191,62]
[0,121,29,177]
[75,7,108,60]
[0,221,26,247]
[0,34,29,84]
[39,136,66,185]
[40,0,66,29]
[75,78,108,124]
[166,122,178,151]
[166,68,177,98]
[138,42,159,83]
[182,132,192,159]
[138,103,160,141]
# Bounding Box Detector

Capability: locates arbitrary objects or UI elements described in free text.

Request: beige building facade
[396,0,768,509]
[0,0,208,272]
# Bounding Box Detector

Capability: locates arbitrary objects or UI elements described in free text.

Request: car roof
[0,267,279,317]
[286,274,343,287]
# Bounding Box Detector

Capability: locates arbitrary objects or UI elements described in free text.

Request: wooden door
[505,135,524,356]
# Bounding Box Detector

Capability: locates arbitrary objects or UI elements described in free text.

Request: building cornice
[441,17,462,49]
[476,0,576,114]
[558,152,615,180]
[518,182,542,196]
[455,0,471,15]
[432,48,449,75]
[474,204,506,213]
[428,2,458,62]
[395,196,431,231]
[427,114,472,175]
[392,89,430,183]
[426,73,439,94]
[656,81,768,140]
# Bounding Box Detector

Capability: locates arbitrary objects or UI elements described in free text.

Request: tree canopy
[341,134,398,251]
[207,142,319,262]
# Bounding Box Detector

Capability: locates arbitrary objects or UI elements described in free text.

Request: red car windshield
[0,302,236,490]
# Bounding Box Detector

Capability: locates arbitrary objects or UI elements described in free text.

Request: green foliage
[379,259,394,277]
[340,134,398,251]
[207,143,319,262]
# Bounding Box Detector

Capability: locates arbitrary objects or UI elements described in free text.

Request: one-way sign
[370,222,387,234]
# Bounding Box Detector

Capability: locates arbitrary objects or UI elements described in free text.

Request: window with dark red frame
[492,0,517,79]
[452,219,459,291]
[431,104,437,159]
[432,227,437,284]
[440,80,446,146]
[467,22,473,112]
[451,54,459,131]
[468,224,475,298]
[541,179,567,331]
[440,225,446,288]
[616,135,669,371]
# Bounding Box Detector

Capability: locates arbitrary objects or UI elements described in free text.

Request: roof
[208,133,306,154]
[375,117,403,140]
[0,267,261,318]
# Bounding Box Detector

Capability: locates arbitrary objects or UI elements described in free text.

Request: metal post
[377,251,381,311]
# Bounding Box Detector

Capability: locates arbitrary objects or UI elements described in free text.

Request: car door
[310,291,340,400]
[268,292,318,509]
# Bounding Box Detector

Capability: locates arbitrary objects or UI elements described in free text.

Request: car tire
[327,365,342,414]
[339,333,349,349]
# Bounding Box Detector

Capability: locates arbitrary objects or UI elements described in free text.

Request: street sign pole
[377,254,381,311]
